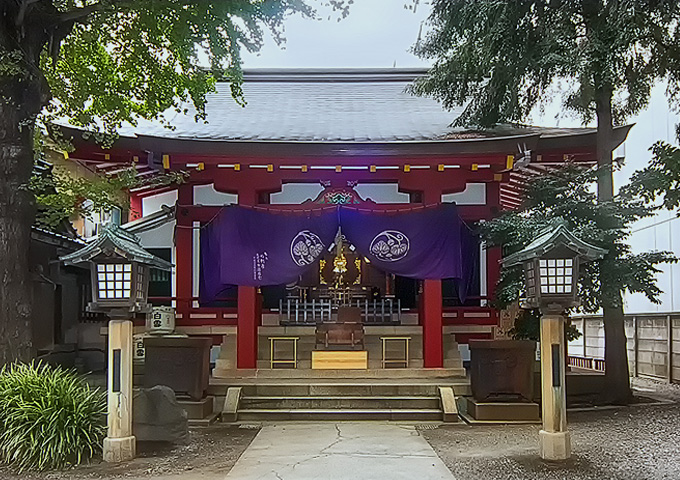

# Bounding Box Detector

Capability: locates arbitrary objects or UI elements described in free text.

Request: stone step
[464,398,540,422]
[210,382,471,397]
[240,395,441,409]
[236,408,444,422]
[212,367,467,379]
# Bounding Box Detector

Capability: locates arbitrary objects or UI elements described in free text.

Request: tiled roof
[60,224,173,270]
[503,224,608,266]
[120,69,595,143]
[31,226,85,249]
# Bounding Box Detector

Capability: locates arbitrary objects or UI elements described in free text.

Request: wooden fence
[569,313,680,383]
[567,355,606,372]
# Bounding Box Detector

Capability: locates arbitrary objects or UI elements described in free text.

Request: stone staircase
[210,369,469,423]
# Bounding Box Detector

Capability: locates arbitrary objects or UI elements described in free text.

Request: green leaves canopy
[29,163,187,228]
[37,1,317,134]
[625,141,680,213]
[411,0,680,127]
[4,1,347,230]
[480,164,676,312]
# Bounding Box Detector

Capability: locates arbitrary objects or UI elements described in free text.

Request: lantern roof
[60,224,173,270]
[502,224,607,267]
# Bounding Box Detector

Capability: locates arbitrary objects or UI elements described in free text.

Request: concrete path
[224,423,455,480]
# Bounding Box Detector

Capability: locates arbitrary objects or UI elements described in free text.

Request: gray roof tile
[116,69,594,143]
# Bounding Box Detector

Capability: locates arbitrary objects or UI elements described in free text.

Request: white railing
[278,297,401,325]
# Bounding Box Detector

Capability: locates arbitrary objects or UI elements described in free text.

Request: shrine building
[63,69,630,379]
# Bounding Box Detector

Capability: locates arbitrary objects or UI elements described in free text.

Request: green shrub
[0,362,106,471]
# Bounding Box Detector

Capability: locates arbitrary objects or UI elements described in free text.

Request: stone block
[465,397,540,421]
[222,387,242,423]
[439,386,459,422]
[103,435,136,463]
[178,397,214,419]
[539,430,571,460]
[133,385,188,443]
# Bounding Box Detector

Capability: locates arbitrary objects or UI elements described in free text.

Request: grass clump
[0,362,106,471]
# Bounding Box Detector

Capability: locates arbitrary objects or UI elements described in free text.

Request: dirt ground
[423,377,680,480]
[0,425,259,480]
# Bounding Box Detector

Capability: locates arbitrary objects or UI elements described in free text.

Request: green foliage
[0,49,27,79]
[44,1,311,132]
[479,164,676,312]
[624,141,680,213]
[0,362,106,471]
[28,164,188,229]
[410,0,680,127]
[509,309,581,342]
[11,1,350,136]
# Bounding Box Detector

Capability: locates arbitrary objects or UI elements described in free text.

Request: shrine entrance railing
[278,297,401,325]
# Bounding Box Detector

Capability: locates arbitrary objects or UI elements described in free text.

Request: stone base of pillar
[539,430,571,461]
[103,435,136,463]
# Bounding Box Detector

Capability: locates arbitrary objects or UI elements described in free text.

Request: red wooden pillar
[419,188,444,368]
[128,193,143,222]
[175,184,193,319]
[237,286,259,369]
[237,188,260,369]
[422,278,443,368]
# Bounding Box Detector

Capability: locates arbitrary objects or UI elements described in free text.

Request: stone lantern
[61,225,172,463]
[503,224,606,461]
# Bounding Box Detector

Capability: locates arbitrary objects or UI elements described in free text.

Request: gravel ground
[423,378,680,480]
[2,378,678,480]
[0,425,259,480]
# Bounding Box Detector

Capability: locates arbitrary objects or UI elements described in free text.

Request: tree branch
[15,0,41,27]
[57,3,102,25]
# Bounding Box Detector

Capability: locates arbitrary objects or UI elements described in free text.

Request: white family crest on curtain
[369,230,410,262]
[290,230,325,266]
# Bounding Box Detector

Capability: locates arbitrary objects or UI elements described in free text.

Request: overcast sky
[240,0,679,178]
[241,0,430,69]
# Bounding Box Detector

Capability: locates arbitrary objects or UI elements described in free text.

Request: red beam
[422,279,443,368]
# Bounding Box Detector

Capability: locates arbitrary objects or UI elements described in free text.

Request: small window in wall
[354,184,409,204]
[193,184,238,206]
[270,183,325,204]
[442,183,486,205]
[147,248,172,306]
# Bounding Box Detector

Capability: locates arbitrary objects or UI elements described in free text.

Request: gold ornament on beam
[319,259,327,285]
[333,253,347,274]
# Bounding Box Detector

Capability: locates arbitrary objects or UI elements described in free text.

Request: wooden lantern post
[503,225,606,461]
[61,225,173,463]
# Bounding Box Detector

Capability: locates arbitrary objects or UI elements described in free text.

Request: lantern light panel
[539,259,573,294]
[97,264,133,299]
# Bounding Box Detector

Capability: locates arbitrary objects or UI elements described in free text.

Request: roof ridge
[240,68,428,83]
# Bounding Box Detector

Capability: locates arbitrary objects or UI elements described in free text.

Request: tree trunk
[595,88,633,404]
[0,78,39,366]
[0,5,55,365]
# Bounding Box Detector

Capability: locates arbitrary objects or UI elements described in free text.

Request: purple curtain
[339,204,473,281]
[200,216,229,303]
[199,206,337,301]
[199,203,478,302]
[458,220,479,301]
